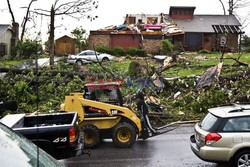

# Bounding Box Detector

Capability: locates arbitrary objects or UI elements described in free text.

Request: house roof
[55,35,73,41]
[0,24,11,38]
[171,15,241,33]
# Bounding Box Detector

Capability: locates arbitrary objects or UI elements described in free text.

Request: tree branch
[6,0,15,22]
[30,10,50,16]
[21,0,37,41]
[218,0,226,15]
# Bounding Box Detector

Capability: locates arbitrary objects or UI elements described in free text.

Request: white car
[67,50,114,65]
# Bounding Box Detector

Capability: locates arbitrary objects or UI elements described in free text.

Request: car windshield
[199,112,219,131]
[0,123,63,167]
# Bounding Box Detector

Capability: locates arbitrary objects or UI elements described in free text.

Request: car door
[78,52,90,62]
[87,51,100,62]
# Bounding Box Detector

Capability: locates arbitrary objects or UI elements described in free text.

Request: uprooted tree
[31,0,98,66]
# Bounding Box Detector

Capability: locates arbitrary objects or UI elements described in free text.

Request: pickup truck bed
[0,112,83,159]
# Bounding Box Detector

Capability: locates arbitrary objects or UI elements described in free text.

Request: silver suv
[190,104,250,167]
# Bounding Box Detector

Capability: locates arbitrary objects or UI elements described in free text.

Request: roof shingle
[169,15,241,33]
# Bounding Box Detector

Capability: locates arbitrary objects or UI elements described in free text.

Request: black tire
[112,122,136,148]
[233,150,250,167]
[82,125,100,149]
[102,57,109,62]
[76,60,83,65]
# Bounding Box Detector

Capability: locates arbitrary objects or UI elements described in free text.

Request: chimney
[169,6,196,19]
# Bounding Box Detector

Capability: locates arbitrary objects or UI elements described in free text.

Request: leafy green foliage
[96,45,114,55]
[0,68,85,113]
[242,35,250,47]
[162,39,174,55]
[128,61,142,77]
[127,47,146,57]
[71,27,88,52]
[113,47,126,56]
[12,40,42,59]
[174,42,185,53]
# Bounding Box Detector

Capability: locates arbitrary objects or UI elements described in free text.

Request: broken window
[147,17,158,24]
[128,17,136,24]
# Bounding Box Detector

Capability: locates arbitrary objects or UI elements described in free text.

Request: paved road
[61,124,225,167]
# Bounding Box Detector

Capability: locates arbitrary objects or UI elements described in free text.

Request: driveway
[61,124,226,167]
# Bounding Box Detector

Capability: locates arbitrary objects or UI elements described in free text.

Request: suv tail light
[69,128,76,145]
[205,133,221,145]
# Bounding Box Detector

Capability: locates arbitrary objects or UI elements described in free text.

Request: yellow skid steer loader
[60,82,176,148]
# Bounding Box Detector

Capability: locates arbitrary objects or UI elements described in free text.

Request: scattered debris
[97,13,184,36]
[174,91,181,99]
[195,55,206,60]
[196,62,223,88]
[145,96,161,104]
[177,111,185,116]
[154,55,167,61]
[163,57,173,67]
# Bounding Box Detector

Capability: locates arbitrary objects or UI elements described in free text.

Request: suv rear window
[199,113,220,131]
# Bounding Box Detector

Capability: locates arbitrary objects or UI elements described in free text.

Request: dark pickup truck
[0,112,83,159]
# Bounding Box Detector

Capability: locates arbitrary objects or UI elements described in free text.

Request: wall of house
[111,34,140,50]
[88,34,111,50]
[222,33,238,52]
[202,33,238,52]
[202,33,216,51]
[143,39,162,54]
[55,36,75,55]
[0,30,12,56]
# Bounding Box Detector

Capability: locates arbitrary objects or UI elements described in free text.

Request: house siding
[88,34,111,50]
[111,34,140,50]
[181,32,239,52]
[0,30,12,56]
[143,39,162,54]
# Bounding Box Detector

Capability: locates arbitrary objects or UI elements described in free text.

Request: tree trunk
[6,0,15,23]
[49,5,55,66]
[20,0,35,42]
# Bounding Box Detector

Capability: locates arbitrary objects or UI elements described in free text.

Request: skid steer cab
[60,82,173,148]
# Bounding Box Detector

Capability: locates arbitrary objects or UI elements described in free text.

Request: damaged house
[89,6,243,54]
[0,24,13,56]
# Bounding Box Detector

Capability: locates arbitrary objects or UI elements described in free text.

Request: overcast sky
[0,0,249,42]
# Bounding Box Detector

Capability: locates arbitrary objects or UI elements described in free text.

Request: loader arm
[61,93,142,133]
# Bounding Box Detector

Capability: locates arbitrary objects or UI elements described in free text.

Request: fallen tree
[0,67,89,78]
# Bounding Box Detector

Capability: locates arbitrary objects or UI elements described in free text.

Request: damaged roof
[171,15,241,33]
[0,24,11,38]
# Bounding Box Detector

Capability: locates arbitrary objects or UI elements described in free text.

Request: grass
[163,52,250,77]
[82,53,250,78]
[1,52,249,78]
[0,59,29,67]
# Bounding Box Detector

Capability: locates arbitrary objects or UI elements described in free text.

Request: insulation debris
[97,13,184,36]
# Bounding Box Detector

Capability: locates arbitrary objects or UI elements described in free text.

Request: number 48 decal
[53,137,67,143]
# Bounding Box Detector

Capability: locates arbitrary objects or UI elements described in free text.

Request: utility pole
[229,0,234,15]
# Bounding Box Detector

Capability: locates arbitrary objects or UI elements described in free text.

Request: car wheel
[76,60,83,65]
[102,57,109,62]
[234,150,250,167]
[112,122,136,148]
[82,125,100,148]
